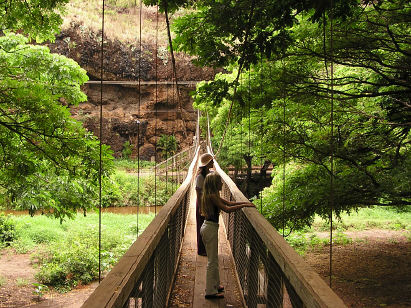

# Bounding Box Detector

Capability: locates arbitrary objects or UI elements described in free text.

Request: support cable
[215,0,256,157]
[282,81,286,237]
[248,70,251,156]
[136,0,143,238]
[98,0,105,284]
[329,1,335,288]
[240,73,243,175]
[164,0,187,138]
[154,2,159,215]
[323,4,335,288]
[259,54,263,213]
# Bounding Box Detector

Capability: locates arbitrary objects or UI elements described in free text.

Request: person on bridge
[195,153,214,256]
[200,173,255,299]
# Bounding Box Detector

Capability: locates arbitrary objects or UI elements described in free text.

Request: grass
[0,275,6,287]
[10,212,154,254]
[113,158,155,172]
[16,278,29,287]
[62,0,170,46]
[3,212,155,290]
[311,206,411,232]
[283,206,411,255]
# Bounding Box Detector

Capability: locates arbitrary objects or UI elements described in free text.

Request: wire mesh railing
[81,146,200,308]
[213,155,346,308]
[152,144,197,176]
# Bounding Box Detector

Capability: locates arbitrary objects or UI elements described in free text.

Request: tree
[157,134,178,160]
[170,0,410,229]
[0,2,113,220]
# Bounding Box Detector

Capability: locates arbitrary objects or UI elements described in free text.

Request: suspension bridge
[81,118,346,308]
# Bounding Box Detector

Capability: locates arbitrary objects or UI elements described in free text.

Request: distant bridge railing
[211,145,346,308]
[82,146,200,308]
[152,143,199,177]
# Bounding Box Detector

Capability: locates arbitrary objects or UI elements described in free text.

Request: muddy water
[1,206,163,216]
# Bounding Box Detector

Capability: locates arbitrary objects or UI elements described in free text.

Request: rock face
[47,22,220,159]
[72,83,197,159]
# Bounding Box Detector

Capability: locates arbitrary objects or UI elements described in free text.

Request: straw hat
[199,153,214,168]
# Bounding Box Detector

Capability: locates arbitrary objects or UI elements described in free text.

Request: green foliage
[170,0,358,68]
[34,232,101,289]
[122,141,133,159]
[0,275,6,287]
[112,171,177,207]
[190,0,410,229]
[8,213,154,289]
[113,159,155,172]
[157,134,178,160]
[32,283,49,300]
[16,278,29,287]
[0,32,114,221]
[0,214,16,247]
[283,206,411,254]
[0,0,69,42]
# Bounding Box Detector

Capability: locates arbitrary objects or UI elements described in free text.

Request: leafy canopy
[172,0,410,230]
[0,1,113,220]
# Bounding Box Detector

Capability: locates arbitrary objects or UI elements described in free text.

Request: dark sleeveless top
[207,200,220,223]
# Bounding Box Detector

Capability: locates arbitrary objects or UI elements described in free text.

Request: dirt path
[303,230,411,308]
[1,230,410,307]
[0,250,97,308]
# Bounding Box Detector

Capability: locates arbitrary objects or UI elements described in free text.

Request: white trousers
[200,220,220,295]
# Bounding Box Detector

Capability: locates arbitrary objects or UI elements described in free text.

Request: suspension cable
[247,69,251,197]
[282,69,286,238]
[154,2,159,215]
[329,0,335,288]
[98,0,105,284]
[323,4,335,288]
[164,0,187,138]
[240,73,243,175]
[215,0,256,157]
[137,0,142,238]
[259,54,263,213]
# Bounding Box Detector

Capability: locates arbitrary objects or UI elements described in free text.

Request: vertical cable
[98,0,105,284]
[230,117,232,176]
[137,0,142,238]
[248,70,251,160]
[154,2,158,215]
[282,66,286,237]
[165,89,169,195]
[259,56,263,213]
[329,1,335,288]
[173,69,176,192]
[247,69,251,197]
[240,73,243,175]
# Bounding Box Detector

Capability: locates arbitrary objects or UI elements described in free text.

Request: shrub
[157,134,178,159]
[34,225,134,290]
[0,214,16,246]
[122,141,133,159]
[34,232,101,290]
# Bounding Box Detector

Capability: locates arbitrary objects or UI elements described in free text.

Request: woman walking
[195,153,214,256]
[200,173,255,299]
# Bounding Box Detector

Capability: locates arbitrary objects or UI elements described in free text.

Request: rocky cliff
[48,22,219,160]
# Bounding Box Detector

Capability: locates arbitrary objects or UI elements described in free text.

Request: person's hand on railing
[243,202,256,208]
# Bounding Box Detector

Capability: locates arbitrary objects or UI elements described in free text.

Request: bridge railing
[82,146,200,308]
[211,149,346,308]
[152,143,197,177]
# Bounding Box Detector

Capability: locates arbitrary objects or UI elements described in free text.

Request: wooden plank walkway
[167,185,244,308]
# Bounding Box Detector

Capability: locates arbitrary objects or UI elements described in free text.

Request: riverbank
[0,212,155,307]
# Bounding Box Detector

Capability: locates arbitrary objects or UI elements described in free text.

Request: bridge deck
[167,185,244,308]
